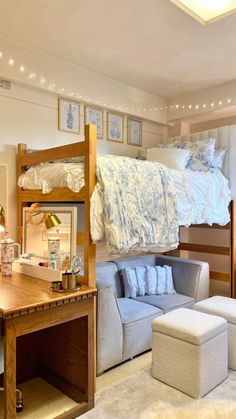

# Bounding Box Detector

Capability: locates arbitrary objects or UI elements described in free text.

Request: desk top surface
[0,272,96,317]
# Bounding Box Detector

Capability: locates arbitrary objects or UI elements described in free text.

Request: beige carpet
[82,352,236,419]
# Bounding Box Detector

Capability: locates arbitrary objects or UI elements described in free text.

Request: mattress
[18,161,231,227]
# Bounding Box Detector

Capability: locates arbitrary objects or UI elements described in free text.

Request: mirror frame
[22,206,77,260]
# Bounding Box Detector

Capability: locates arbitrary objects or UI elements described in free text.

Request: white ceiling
[0,0,236,99]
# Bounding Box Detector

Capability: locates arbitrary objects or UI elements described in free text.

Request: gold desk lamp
[45,212,61,230]
[27,203,61,230]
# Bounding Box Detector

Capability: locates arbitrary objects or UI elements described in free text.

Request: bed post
[84,124,96,288]
[17,144,27,247]
[231,200,236,298]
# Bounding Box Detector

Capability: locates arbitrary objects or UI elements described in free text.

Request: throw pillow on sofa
[121,265,176,298]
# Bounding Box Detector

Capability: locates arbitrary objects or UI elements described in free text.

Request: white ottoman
[152,308,228,398]
[194,296,236,370]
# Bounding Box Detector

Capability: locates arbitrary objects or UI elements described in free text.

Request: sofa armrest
[156,255,209,302]
[96,281,123,374]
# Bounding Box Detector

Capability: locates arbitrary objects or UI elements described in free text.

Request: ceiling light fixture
[170,0,236,25]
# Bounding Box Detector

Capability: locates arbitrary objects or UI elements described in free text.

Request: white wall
[167,79,236,122]
[0,37,167,124]
[0,81,167,241]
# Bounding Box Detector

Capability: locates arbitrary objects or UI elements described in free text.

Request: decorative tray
[50,284,81,293]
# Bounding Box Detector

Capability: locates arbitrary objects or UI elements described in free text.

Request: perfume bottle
[49,251,57,270]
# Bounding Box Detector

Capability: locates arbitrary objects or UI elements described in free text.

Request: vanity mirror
[22,205,77,263]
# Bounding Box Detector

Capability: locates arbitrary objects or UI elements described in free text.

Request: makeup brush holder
[62,270,80,290]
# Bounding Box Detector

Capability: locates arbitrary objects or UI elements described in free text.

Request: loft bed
[17,124,236,298]
[167,125,236,299]
[17,124,97,288]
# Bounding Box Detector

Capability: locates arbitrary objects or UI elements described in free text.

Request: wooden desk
[0,272,96,419]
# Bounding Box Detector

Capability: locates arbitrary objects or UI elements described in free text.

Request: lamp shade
[0,206,5,232]
[45,212,61,230]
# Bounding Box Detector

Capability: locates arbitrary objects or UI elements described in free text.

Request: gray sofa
[96,254,209,375]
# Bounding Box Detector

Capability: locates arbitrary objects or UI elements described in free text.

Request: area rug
[140,400,236,419]
[81,365,236,419]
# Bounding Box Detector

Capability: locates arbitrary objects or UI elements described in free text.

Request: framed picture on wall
[85,106,103,139]
[58,98,80,134]
[127,118,142,146]
[107,112,123,143]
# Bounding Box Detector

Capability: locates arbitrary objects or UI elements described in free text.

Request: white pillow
[146,147,190,170]
[166,138,216,172]
[211,148,227,170]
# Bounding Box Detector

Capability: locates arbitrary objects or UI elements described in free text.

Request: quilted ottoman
[152,308,228,398]
[194,296,236,370]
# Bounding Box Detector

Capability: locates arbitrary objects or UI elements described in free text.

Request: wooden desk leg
[4,321,16,419]
[87,302,95,409]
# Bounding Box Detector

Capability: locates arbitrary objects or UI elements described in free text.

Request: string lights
[0,50,235,114]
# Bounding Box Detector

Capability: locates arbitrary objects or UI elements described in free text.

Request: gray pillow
[121,265,176,298]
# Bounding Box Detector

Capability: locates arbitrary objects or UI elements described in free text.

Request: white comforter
[91,155,179,254]
[170,168,231,226]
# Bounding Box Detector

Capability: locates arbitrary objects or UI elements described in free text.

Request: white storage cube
[152,308,228,398]
[195,296,236,370]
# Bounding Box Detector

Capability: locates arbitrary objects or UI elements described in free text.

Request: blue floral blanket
[90,155,179,255]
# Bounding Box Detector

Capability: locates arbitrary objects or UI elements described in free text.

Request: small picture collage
[58,98,142,146]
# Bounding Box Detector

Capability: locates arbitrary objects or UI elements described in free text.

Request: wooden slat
[210,271,230,282]
[231,200,236,298]
[83,125,97,289]
[19,141,88,167]
[190,223,230,230]
[77,232,87,245]
[18,187,87,203]
[179,242,230,255]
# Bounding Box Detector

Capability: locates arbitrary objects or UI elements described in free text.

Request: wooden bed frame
[17,124,97,288]
[17,124,236,301]
[178,211,236,299]
[17,125,97,417]
[168,126,236,299]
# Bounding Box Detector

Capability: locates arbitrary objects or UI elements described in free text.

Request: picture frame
[127,118,142,146]
[107,112,124,143]
[23,206,77,261]
[85,106,103,139]
[58,98,80,134]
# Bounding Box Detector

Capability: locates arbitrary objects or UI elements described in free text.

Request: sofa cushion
[117,298,162,361]
[113,255,156,271]
[155,255,202,298]
[117,298,162,324]
[96,262,123,298]
[134,293,194,313]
